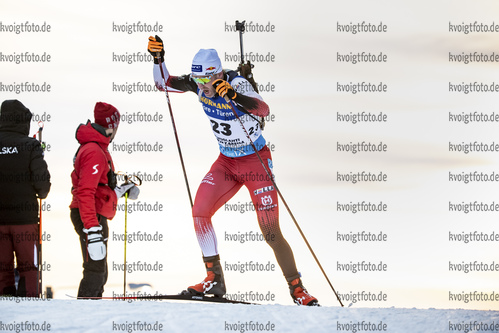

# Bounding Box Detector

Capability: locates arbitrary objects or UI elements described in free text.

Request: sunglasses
[192,75,213,85]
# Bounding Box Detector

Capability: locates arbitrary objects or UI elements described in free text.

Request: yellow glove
[148,35,164,64]
[213,79,237,100]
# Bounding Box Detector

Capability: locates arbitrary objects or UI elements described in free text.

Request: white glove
[127,185,140,200]
[83,225,106,261]
[114,183,140,200]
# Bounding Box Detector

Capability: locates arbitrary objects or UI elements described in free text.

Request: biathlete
[148,35,318,306]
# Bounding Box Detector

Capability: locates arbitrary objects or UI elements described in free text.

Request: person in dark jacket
[70,102,139,297]
[0,99,51,297]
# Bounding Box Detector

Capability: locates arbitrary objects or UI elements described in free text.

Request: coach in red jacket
[70,102,138,298]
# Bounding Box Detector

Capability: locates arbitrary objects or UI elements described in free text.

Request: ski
[65,293,258,305]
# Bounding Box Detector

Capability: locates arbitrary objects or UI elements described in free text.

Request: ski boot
[288,277,319,306]
[185,255,226,297]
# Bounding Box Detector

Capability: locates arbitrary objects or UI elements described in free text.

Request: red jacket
[70,121,117,229]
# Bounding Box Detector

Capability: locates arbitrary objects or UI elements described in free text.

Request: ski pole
[121,173,142,297]
[219,93,344,307]
[124,188,128,298]
[156,52,193,208]
[34,121,45,298]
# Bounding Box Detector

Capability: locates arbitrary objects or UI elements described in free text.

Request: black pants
[70,208,109,298]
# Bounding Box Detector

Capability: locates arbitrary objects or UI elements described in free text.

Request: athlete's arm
[167,74,198,93]
[232,93,269,117]
[153,63,197,93]
[229,77,269,117]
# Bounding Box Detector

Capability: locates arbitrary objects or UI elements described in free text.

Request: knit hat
[94,102,120,129]
[191,49,222,76]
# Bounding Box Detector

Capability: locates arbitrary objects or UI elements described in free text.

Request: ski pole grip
[235,20,245,33]
[38,121,44,142]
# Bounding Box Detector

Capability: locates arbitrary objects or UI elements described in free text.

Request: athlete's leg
[243,147,319,305]
[188,154,243,295]
[243,147,300,282]
[192,154,243,257]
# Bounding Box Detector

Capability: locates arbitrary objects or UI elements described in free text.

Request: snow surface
[1,299,499,333]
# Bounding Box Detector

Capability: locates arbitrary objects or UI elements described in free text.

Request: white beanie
[191,49,222,76]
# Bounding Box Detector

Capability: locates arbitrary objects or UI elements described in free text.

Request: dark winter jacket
[70,121,117,229]
[0,99,51,225]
